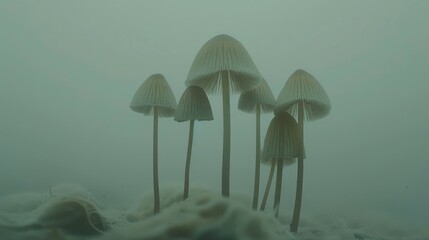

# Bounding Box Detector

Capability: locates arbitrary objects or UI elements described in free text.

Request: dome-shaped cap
[174,86,214,122]
[130,73,177,117]
[274,69,331,121]
[238,79,275,114]
[261,112,299,163]
[185,34,262,94]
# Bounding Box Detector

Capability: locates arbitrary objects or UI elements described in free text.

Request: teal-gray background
[1,0,428,230]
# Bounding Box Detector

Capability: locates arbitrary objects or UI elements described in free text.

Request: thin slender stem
[183,120,195,200]
[291,101,304,232]
[252,105,261,209]
[153,107,160,214]
[221,71,231,197]
[260,161,275,210]
[274,159,283,218]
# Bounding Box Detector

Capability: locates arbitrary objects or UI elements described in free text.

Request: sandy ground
[0,184,427,240]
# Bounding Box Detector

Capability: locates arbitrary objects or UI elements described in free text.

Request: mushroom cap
[174,86,214,122]
[185,34,262,94]
[238,79,276,114]
[274,69,331,121]
[261,112,300,163]
[130,73,177,117]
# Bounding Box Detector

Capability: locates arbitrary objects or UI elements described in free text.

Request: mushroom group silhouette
[130,73,177,214]
[275,69,331,232]
[186,34,263,197]
[128,36,332,235]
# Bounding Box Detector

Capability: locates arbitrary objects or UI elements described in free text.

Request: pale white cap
[185,34,262,94]
[262,112,299,164]
[174,86,214,122]
[130,73,177,117]
[238,79,275,114]
[275,69,331,121]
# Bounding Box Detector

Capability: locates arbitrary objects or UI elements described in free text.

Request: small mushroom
[186,34,263,197]
[238,79,275,209]
[130,73,177,214]
[260,112,299,218]
[175,86,213,200]
[274,69,331,232]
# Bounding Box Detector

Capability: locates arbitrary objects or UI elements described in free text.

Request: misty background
[1,0,428,231]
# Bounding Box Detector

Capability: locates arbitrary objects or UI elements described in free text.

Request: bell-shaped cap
[185,34,262,94]
[174,86,214,122]
[275,69,331,121]
[130,73,177,117]
[261,112,300,164]
[238,79,275,114]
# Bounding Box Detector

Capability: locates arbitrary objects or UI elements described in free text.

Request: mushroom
[174,86,214,200]
[130,73,177,214]
[260,112,299,217]
[186,34,262,197]
[274,69,331,232]
[238,79,275,209]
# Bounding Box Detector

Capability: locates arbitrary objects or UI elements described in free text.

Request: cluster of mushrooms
[130,34,331,233]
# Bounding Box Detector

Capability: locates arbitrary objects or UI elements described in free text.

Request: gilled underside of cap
[277,100,331,121]
[275,69,331,121]
[185,34,262,94]
[238,79,276,114]
[262,112,300,161]
[132,106,176,118]
[174,86,214,122]
[130,73,177,117]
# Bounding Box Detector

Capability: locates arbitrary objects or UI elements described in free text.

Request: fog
[1,0,428,232]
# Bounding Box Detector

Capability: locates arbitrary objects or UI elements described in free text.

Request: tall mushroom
[186,34,262,197]
[174,86,213,200]
[130,73,177,214]
[274,69,331,232]
[260,112,299,217]
[238,79,275,209]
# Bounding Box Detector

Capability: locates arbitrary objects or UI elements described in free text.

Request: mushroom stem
[221,71,231,197]
[274,159,284,218]
[252,105,261,209]
[291,101,304,232]
[183,120,195,200]
[153,107,160,214]
[260,161,275,210]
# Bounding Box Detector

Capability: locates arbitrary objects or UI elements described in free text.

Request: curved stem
[291,101,304,232]
[153,107,160,214]
[252,105,261,209]
[183,120,195,200]
[260,161,275,210]
[273,159,283,218]
[221,71,231,197]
